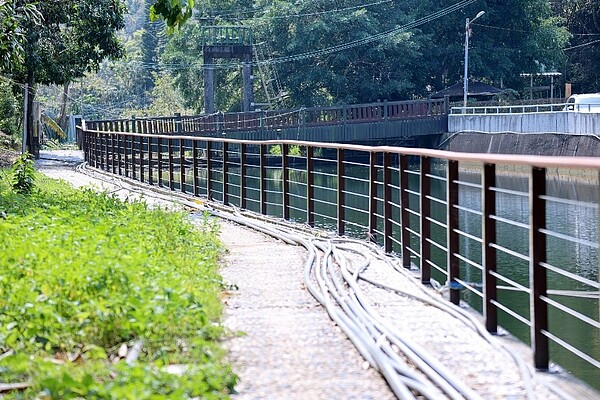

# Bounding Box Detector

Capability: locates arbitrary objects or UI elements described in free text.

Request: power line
[198,0,392,20]
[251,0,393,21]
[564,39,600,51]
[471,23,529,34]
[260,0,477,66]
[122,0,477,72]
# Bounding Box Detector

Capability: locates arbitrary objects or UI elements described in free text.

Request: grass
[0,170,236,399]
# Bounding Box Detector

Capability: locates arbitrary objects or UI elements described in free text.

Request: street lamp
[463,11,485,109]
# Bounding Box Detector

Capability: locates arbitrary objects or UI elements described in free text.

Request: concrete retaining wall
[443,132,600,157]
[449,112,600,135]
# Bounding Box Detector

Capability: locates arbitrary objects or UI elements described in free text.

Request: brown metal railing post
[337,148,346,236]
[93,128,97,167]
[83,126,89,164]
[168,138,174,190]
[84,128,89,163]
[282,144,290,220]
[130,122,136,180]
[157,136,163,187]
[483,163,498,333]
[175,113,184,193]
[240,143,247,209]
[368,152,378,241]
[95,124,99,168]
[103,126,108,171]
[139,121,145,183]
[420,156,431,284]
[117,130,122,176]
[306,146,315,227]
[89,128,93,166]
[97,124,103,169]
[260,144,267,214]
[206,141,212,197]
[530,166,549,370]
[91,129,96,167]
[400,154,411,268]
[179,137,185,193]
[124,131,129,177]
[89,132,98,168]
[147,123,153,185]
[87,127,92,166]
[447,159,460,305]
[222,142,229,204]
[383,152,392,252]
[110,122,116,174]
[192,140,198,196]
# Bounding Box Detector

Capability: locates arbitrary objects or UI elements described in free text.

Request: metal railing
[451,102,600,115]
[200,25,253,47]
[89,98,448,136]
[78,123,600,386]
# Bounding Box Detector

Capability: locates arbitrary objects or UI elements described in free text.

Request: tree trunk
[26,68,39,158]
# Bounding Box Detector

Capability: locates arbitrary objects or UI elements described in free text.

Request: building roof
[430,81,503,99]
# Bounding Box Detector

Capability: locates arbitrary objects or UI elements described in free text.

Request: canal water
[227,160,599,389]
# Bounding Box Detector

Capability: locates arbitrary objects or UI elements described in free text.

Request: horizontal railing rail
[78,124,600,388]
[451,102,600,115]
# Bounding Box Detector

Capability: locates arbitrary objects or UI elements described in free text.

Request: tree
[0,1,41,72]
[14,0,125,156]
[555,0,600,92]
[150,0,194,31]
[158,0,569,109]
[252,0,423,106]
[415,0,568,94]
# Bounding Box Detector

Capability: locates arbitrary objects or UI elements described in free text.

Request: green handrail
[200,26,253,46]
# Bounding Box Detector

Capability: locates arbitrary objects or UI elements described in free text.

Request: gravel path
[34,150,600,400]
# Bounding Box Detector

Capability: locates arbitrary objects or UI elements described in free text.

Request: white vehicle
[564,93,600,112]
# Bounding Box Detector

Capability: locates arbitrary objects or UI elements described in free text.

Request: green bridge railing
[200,25,253,47]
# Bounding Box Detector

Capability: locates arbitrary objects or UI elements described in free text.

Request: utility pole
[22,83,28,155]
[463,11,485,109]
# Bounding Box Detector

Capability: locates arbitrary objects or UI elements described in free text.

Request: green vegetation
[269,144,302,156]
[3,0,600,121]
[10,153,35,194]
[0,172,236,399]
[1,0,125,155]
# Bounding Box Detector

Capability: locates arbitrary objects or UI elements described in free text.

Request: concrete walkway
[219,222,395,399]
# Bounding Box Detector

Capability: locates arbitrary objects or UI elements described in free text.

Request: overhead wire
[199,0,393,20]
[102,0,478,72]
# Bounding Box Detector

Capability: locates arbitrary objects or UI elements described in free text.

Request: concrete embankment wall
[443,132,600,157]
[449,112,599,135]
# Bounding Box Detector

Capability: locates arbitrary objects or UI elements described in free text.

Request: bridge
[84,98,449,148]
[77,119,600,393]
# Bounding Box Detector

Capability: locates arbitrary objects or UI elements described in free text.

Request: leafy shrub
[11,152,35,194]
[0,80,20,138]
[0,174,236,398]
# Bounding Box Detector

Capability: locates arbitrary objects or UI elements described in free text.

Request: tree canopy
[555,0,600,92]
[0,1,41,71]
[153,0,569,111]
[5,0,125,154]
[11,0,600,123]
